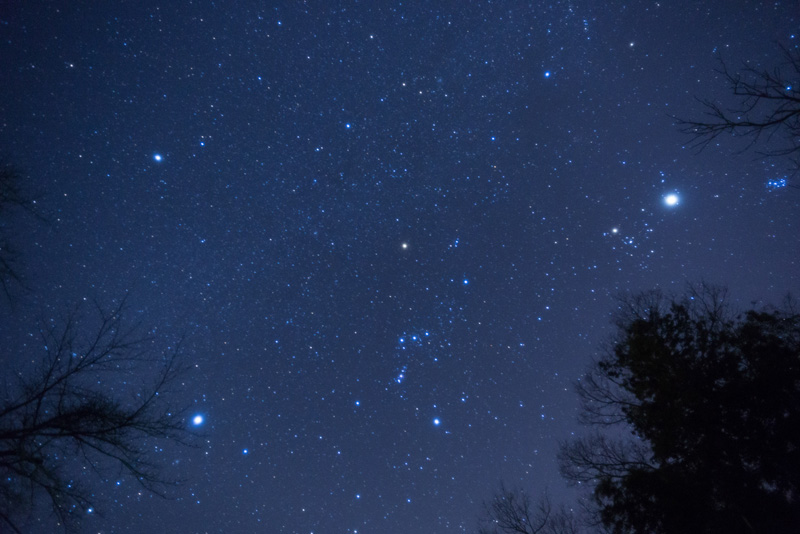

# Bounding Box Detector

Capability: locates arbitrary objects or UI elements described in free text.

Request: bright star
[192,415,204,426]
[663,193,679,206]
[433,418,441,426]
[767,178,787,191]
[153,153,163,162]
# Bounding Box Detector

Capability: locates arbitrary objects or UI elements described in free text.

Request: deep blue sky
[1,2,798,533]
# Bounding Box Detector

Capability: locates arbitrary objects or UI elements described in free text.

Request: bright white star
[664,193,679,206]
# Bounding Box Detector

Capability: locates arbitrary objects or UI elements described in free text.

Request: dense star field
[1,2,798,533]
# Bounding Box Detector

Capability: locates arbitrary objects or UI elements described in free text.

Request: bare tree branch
[558,434,655,485]
[478,484,584,534]
[675,44,800,185]
[0,162,45,303]
[0,298,196,532]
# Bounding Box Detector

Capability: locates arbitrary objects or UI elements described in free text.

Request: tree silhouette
[478,484,583,534]
[0,163,39,300]
[0,160,195,532]
[677,44,800,185]
[558,286,800,533]
[0,298,194,532]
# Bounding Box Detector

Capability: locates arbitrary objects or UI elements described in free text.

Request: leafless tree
[0,163,39,301]
[479,484,584,534]
[0,298,195,532]
[557,434,655,489]
[677,44,800,184]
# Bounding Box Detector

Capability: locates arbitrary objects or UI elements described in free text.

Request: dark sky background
[1,2,798,533]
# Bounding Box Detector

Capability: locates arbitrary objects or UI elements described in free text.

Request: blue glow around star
[767,178,787,191]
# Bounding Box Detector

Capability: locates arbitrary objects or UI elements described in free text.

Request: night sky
[1,2,799,533]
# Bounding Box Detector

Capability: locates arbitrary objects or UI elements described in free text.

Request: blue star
[767,178,787,191]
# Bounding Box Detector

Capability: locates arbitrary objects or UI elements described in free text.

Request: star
[663,193,679,206]
[153,153,163,162]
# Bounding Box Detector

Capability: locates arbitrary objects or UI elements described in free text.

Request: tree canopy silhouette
[677,44,800,185]
[558,287,800,533]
